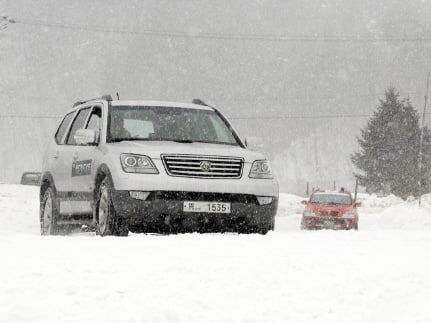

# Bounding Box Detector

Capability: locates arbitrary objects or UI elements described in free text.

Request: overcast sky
[2,0,431,188]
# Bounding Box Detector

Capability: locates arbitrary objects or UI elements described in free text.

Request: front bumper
[301,216,357,230]
[111,190,278,230]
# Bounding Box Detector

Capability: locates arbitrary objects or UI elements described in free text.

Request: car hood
[106,141,266,163]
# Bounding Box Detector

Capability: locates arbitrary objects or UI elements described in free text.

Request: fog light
[129,191,151,200]
[256,196,273,205]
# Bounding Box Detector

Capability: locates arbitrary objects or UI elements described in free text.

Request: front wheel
[239,224,272,235]
[40,186,59,235]
[96,178,128,236]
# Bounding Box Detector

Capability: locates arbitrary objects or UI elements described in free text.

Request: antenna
[116,92,120,100]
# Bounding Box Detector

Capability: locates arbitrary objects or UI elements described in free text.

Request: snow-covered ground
[1,184,431,322]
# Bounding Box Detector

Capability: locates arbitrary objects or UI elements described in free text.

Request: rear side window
[55,112,75,144]
[66,108,91,145]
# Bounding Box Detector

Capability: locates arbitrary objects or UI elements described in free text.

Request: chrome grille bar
[161,154,244,178]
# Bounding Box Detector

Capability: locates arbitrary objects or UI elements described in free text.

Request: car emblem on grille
[200,161,212,172]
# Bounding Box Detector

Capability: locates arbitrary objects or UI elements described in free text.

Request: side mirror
[74,129,98,145]
[301,200,308,205]
[244,137,264,151]
[354,202,362,207]
[20,172,41,186]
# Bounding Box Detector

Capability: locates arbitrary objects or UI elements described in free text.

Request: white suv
[40,96,278,236]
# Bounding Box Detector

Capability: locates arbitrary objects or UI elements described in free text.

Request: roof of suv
[71,95,216,112]
[107,100,214,111]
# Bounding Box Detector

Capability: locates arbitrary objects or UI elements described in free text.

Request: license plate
[323,220,335,229]
[183,201,231,213]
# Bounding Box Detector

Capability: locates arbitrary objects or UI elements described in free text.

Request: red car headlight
[342,210,357,219]
[303,208,315,216]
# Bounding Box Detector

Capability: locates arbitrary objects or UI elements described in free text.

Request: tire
[259,221,274,235]
[258,225,271,235]
[354,222,358,231]
[96,177,128,237]
[40,186,59,235]
[239,223,272,235]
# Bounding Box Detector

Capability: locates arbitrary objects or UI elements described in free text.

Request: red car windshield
[310,193,352,205]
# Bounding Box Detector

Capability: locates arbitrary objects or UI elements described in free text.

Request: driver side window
[85,106,102,144]
[86,106,102,132]
[66,107,91,145]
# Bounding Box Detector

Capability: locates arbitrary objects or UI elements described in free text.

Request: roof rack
[72,94,113,107]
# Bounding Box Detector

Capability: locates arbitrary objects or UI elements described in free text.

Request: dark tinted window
[108,106,239,145]
[66,108,91,145]
[55,112,75,144]
[310,193,352,205]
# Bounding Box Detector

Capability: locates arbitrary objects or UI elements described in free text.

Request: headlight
[303,208,315,216]
[120,154,159,174]
[342,210,357,219]
[249,160,273,179]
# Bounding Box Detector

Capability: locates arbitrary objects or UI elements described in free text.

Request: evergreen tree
[352,87,431,199]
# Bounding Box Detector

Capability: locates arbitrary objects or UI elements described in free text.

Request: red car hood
[306,203,354,217]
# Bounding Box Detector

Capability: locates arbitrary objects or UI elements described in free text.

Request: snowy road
[1,184,431,323]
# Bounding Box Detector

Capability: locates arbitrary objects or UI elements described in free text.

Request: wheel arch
[93,164,115,221]
[40,172,56,201]
[93,164,115,195]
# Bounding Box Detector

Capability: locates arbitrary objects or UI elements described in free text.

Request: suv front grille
[319,211,339,217]
[161,154,244,179]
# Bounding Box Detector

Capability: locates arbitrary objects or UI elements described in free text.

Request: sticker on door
[72,160,92,177]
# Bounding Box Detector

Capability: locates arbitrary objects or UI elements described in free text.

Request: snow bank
[277,191,431,231]
[357,193,431,230]
[278,192,305,215]
[0,184,40,235]
[357,192,404,209]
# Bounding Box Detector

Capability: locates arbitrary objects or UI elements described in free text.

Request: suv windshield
[310,193,352,205]
[107,106,239,145]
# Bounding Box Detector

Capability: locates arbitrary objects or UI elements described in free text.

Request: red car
[300,190,360,230]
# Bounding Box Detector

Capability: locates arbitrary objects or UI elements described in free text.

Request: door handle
[73,152,79,160]
[53,151,59,159]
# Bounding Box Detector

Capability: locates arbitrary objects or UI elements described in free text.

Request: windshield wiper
[172,139,194,143]
[110,138,152,142]
[110,137,194,143]
[144,138,194,143]
[110,138,129,142]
